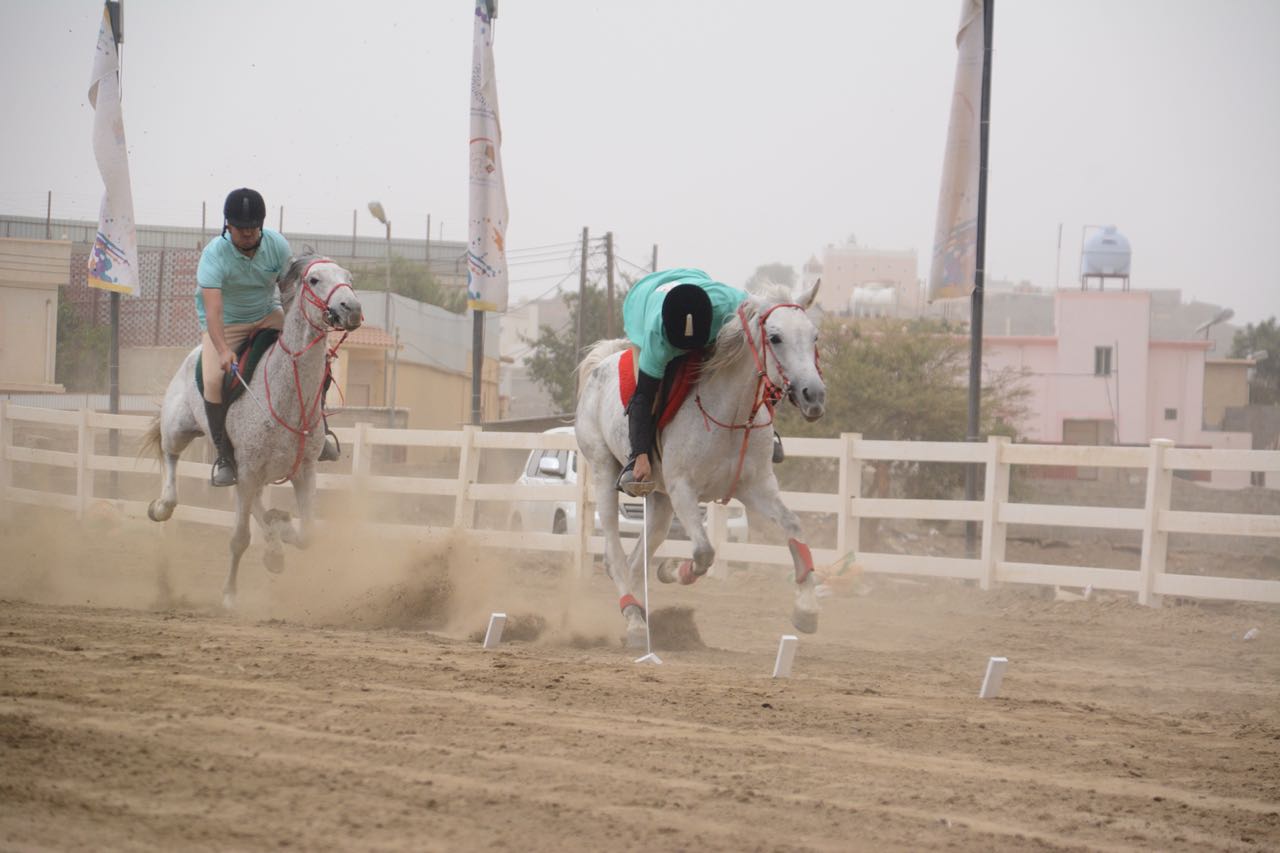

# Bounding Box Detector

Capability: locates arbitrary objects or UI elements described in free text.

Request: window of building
[1094,346,1113,376]
[1164,408,1177,420]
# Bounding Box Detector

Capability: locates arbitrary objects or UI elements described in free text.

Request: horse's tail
[137,416,163,462]
[577,338,629,400]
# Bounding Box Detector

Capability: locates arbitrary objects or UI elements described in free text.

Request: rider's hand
[217,348,235,374]
[633,453,652,483]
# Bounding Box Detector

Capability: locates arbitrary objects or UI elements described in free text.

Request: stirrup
[319,430,341,462]
[210,455,238,487]
[772,432,785,464]
[616,459,656,498]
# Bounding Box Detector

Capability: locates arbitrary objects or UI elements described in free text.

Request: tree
[55,294,109,391]
[745,263,797,290]
[1230,316,1280,404]
[774,317,1029,498]
[524,282,624,413]
[352,256,467,313]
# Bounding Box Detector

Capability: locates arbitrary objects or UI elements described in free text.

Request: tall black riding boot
[772,431,785,464]
[203,399,237,487]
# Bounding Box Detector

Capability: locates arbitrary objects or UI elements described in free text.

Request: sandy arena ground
[1,503,1278,852]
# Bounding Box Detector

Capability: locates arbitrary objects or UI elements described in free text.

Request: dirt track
[2,505,1279,852]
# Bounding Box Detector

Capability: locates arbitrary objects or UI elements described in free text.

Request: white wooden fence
[3,401,1279,606]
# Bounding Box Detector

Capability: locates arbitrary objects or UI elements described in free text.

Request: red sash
[618,348,701,429]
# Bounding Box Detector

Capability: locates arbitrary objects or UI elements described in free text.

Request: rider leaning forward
[617,268,784,497]
[195,187,339,487]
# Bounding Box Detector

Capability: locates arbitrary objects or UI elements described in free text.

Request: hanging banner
[928,0,984,301]
[87,3,138,295]
[466,0,509,313]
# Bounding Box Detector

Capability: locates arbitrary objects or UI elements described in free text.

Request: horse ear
[796,278,820,310]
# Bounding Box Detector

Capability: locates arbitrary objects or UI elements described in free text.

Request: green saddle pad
[195,328,280,405]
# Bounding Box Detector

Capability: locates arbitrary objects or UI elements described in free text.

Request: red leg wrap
[677,559,698,585]
[788,538,814,584]
[619,593,645,618]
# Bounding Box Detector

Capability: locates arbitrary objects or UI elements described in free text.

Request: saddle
[194,328,280,405]
[618,347,701,430]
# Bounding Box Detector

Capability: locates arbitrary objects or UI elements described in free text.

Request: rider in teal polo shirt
[617,268,783,496]
[196,188,338,487]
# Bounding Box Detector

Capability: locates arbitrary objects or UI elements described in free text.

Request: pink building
[984,290,1254,486]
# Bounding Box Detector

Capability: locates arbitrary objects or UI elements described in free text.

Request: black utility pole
[605,231,615,339]
[574,227,588,396]
[964,0,994,556]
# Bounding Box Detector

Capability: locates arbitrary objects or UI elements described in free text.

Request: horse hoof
[625,626,648,649]
[147,500,173,522]
[264,551,285,574]
[792,609,818,634]
[656,561,678,584]
[677,560,700,585]
[222,593,236,611]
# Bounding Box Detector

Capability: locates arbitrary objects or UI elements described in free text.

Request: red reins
[257,258,356,483]
[694,301,812,503]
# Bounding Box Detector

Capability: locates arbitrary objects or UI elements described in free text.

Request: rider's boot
[772,431,785,464]
[616,457,656,497]
[318,414,340,462]
[204,398,237,487]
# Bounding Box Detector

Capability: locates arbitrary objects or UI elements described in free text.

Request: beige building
[0,238,69,393]
[801,240,921,318]
[1202,357,1254,429]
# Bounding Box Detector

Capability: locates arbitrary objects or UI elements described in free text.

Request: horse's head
[281,255,364,332]
[752,279,826,422]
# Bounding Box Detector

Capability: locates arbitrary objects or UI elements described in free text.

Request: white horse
[140,254,363,608]
[575,282,826,647]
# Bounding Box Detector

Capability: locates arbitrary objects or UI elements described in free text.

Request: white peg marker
[482,612,507,649]
[979,656,1008,699]
[772,634,799,678]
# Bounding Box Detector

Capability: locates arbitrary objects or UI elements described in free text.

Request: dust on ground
[1,503,1278,852]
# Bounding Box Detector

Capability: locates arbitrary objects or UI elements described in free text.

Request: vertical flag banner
[466,0,509,312]
[87,3,138,295]
[928,0,984,301]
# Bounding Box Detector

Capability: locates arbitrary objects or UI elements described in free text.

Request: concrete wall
[0,238,69,392]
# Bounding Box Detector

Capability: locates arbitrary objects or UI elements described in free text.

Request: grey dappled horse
[141,254,362,608]
[575,282,826,647]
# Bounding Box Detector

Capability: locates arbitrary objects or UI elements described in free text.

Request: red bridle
[694,301,818,503]
[258,258,357,483]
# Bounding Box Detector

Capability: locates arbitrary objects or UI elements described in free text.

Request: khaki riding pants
[200,309,284,404]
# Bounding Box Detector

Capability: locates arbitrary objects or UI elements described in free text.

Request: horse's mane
[701,283,793,379]
[577,337,630,399]
[277,247,323,313]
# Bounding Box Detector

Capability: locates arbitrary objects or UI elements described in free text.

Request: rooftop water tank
[1081,225,1131,276]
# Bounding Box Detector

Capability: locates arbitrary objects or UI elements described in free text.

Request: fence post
[76,407,92,521]
[979,435,1010,590]
[574,456,592,579]
[0,401,11,521]
[1138,438,1173,607]
[453,425,479,530]
[836,433,860,561]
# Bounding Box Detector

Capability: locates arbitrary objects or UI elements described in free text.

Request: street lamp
[1194,307,1234,345]
[368,201,395,426]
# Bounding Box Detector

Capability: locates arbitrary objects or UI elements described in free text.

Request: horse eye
[769,334,782,345]
[308,276,319,285]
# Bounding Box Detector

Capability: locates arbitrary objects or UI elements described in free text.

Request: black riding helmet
[661,283,714,350]
[223,188,266,229]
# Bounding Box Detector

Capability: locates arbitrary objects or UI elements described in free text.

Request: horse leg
[223,486,254,610]
[663,483,716,584]
[248,497,287,575]
[736,484,820,634]
[147,429,197,523]
[147,449,181,522]
[595,471,650,648]
[286,463,316,550]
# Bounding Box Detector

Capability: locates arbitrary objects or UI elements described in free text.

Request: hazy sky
[2,1,1277,325]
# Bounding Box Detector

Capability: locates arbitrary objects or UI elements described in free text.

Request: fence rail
[3,401,1279,606]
